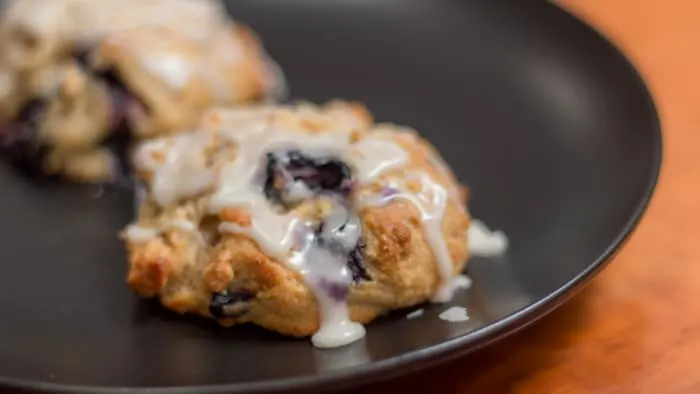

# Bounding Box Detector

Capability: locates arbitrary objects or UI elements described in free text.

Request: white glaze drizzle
[126,107,472,347]
[348,137,408,183]
[134,132,216,207]
[219,216,301,263]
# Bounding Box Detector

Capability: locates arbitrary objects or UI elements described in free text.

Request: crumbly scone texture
[0,0,278,182]
[123,101,471,338]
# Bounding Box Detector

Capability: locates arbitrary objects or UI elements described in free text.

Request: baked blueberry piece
[0,0,284,183]
[122,101,473,348]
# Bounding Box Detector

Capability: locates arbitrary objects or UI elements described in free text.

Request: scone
[121,101,471,348]
[0,0,283,183]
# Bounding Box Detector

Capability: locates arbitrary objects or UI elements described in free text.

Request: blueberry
[263,150,354,206]
[347,239,370,282]
[286,151,352,192]
[0,99,52,177]
[73,49,92,69]
[209,290,254,318]
[16,99,46,134]
[93,68,138,181]
[96,68,125,92]
[263,152,285,203]
[96,68,133,119]
[102,125,132,182]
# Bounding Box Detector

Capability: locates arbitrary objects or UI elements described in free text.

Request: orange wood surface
[358,1,700,393]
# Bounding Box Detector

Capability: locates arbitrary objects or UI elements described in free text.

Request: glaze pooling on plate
[123,102,507,348]
[439,306,469,322]
[468,219,509,257]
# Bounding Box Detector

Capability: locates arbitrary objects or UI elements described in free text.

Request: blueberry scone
[0,0,283,182]
[121,101,472,348]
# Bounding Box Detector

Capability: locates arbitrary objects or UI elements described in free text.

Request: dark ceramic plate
[0,1,661,393]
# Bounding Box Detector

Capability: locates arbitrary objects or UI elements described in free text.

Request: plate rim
[0,3,663,394]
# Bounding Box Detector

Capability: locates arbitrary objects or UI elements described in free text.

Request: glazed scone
[121,101,471,348]
[0,0,283,183]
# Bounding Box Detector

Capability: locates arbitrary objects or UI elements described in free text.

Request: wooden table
[360,1,700,393]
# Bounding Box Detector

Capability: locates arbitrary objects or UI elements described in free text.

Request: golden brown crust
[122,101,471,338]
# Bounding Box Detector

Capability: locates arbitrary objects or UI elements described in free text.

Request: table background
[357,1,699,392]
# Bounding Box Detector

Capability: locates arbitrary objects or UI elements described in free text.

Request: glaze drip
[288,201,366,348]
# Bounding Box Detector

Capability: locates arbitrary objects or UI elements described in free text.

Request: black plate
[0,1,661,393]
